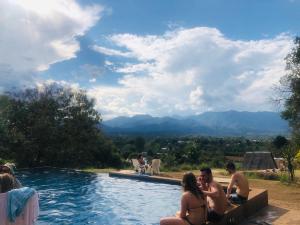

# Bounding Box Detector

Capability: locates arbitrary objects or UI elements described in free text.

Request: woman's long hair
[182,172,204,199]
[0,173,14,193]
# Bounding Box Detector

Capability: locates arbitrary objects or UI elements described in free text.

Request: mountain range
[101,111,290,136]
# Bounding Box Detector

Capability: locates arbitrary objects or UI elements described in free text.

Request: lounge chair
[131,159,140,172]
[151,159,161,175]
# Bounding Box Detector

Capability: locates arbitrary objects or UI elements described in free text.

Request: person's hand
[198,182,208,191]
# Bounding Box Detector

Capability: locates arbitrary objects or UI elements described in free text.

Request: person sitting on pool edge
[0,163,22,189]
[0,173,14,193]
[198,167,227,223]
[160,172,207,225]
[137,154,148,174]
[0,173,39,224]
[226,162,249,204]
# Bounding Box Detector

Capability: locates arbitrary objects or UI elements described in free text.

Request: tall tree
[281,37,300,131]
[0,95,11,159]
[4,84,122,168]
[278,37,300,181]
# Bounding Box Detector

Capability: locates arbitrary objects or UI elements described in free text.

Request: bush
[244,170,280,180]
[179,164,199,171]
[160,165,180,172]
[279,172,291,183]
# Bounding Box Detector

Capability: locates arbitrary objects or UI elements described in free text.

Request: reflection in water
[17,168,181,225]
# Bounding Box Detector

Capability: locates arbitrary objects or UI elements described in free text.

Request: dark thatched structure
[243,151,277,170]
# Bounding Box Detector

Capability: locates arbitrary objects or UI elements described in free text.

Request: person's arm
[226,174,236,198]
[202,182,219,198]
[179,193,188,218]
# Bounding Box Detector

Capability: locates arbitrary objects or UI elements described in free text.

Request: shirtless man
[198,167,227,223]
[226,162,249,204]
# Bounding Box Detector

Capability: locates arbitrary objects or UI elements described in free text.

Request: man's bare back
[226,162,249,204]
[230,172,249,198]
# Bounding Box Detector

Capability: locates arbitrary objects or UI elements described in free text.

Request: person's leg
[229,193,247,204]
[160,217,188,225]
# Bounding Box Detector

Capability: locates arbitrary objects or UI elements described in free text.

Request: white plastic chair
[131,159,140,172]
[151,159,161,175]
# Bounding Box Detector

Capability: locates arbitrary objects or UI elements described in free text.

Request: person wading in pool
[226,162,249,204]
[160,172,207,225]
[198,167,227,223]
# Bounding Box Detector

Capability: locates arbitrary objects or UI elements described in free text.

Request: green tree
[282,143,298,181]
[135,136,145,151]
[273,136,288,149]
[278,37,300,181]
[4,84,122,168]
[272,135,288,157]
[281,37,300,132]
[0,95,11,159]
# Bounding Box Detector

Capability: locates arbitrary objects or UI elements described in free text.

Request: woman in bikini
[160,172,207,225]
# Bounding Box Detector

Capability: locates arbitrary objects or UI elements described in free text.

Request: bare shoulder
[181,192,191,203]
[235,172,245,179]
[182,191,191,198]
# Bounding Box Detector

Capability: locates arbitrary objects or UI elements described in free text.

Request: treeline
[0,84,122,168]
[112,136,273,169]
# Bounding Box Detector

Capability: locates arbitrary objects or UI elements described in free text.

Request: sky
[0,0,300,120]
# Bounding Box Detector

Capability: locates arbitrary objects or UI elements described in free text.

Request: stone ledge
[207,189,268,225]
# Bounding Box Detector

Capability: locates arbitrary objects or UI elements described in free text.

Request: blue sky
[0,0,299,119]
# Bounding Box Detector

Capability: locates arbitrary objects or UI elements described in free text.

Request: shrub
[244,170,280,180]
[179,164,199,171]
[279,172,290,183]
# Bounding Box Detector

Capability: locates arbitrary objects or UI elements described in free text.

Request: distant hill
[101,111,290,136]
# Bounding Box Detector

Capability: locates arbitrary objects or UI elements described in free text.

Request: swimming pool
[17,168,181,225]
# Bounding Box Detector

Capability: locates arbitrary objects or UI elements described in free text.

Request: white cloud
[90,27,293,119]
[92,45,133,57]
[0,0,102,90]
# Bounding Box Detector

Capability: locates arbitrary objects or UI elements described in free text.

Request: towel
[7,187,36,222]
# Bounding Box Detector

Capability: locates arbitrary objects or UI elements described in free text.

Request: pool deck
[109,170,268,225]
[109,170,232,185]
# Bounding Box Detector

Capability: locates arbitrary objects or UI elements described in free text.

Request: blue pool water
[17,168,181,225]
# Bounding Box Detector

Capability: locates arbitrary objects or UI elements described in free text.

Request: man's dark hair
[200,167,212,175]
[226,162,236,171]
